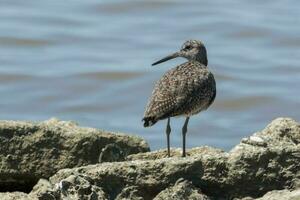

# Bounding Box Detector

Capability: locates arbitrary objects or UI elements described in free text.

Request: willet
[143,40,216,157]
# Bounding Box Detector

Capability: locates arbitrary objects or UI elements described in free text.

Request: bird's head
[152,40,208,66]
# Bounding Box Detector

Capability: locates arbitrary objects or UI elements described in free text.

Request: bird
[142,39,216,157]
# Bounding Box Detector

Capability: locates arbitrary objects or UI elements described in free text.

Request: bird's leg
[182,117,190,157]
[166,118,171,157]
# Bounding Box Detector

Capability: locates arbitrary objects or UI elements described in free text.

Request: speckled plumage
[144,61,215,124]
[142,39,216,157]
[143,40,216,126]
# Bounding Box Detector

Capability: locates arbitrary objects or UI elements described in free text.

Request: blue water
[0,0,299,150]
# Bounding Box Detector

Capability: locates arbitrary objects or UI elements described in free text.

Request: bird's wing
[144,62,205,120]
[144,76,183,119]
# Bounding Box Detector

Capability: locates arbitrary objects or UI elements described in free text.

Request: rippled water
[0,1,299,150]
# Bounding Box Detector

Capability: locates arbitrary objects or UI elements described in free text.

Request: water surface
[0,0,299,150]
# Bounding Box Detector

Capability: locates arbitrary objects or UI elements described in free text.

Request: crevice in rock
[0,179,38,193]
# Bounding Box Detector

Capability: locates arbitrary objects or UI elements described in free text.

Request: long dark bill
[152,52,180,66]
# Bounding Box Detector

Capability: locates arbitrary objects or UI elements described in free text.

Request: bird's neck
[193,54,208,66]
[193,48,208,66]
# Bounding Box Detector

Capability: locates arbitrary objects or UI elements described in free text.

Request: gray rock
[128,118,300,199]
[31,156,203,199]
[29,175,108,200]
[239,188,300,200]
[226,117,300,198]
[115,186,144,200]
[255,188,300,200]
[31,179,57,200]
[126,146,225,161]
[0,192,34,200]
[0,118,150,192]
[99,143,126,163]
[153,178,211,200]
[55,175,108,200]
[1,117,299,200]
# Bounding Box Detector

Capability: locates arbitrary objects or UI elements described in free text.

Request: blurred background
[0,0,299,150]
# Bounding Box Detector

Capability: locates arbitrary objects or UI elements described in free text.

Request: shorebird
[143,40,216,157]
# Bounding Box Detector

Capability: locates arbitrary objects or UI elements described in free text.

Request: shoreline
[0,117,299,199]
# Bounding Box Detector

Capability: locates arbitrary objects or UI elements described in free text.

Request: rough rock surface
[255,188,300,200]
[37,156,203,199]
[153,178,210,200]
[25,117,299,200]
[0,117,299,200]
[115,186,144,200]
[0,118,150,192]
[128,117,300,198]
[0,192,33,200]
[239,188,300,200]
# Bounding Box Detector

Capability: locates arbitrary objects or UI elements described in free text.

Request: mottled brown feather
[143,61,216,125]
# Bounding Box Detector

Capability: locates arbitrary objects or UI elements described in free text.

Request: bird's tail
[142,116,157,127]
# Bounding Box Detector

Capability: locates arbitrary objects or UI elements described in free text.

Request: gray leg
[166,118,171,157]
[182,117,190,157]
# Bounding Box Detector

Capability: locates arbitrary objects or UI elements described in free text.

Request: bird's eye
[184,45,192,50]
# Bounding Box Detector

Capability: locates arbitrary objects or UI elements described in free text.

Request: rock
[227,117,300,198]
[126,146,225,161]
[1,117,299,200]
[128,118,300,198]
[239,188,300,200]
[255,188,300,200]
[30,118,300,199]
[153,178,211,200]
[115,186,144,200]
[0,118,149,192]
[0,192,33,200]
[55,175,108,200]
[126,146,228,198]
[30,156,203,199]
[99,143,126,163]
[31,179,56,200]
